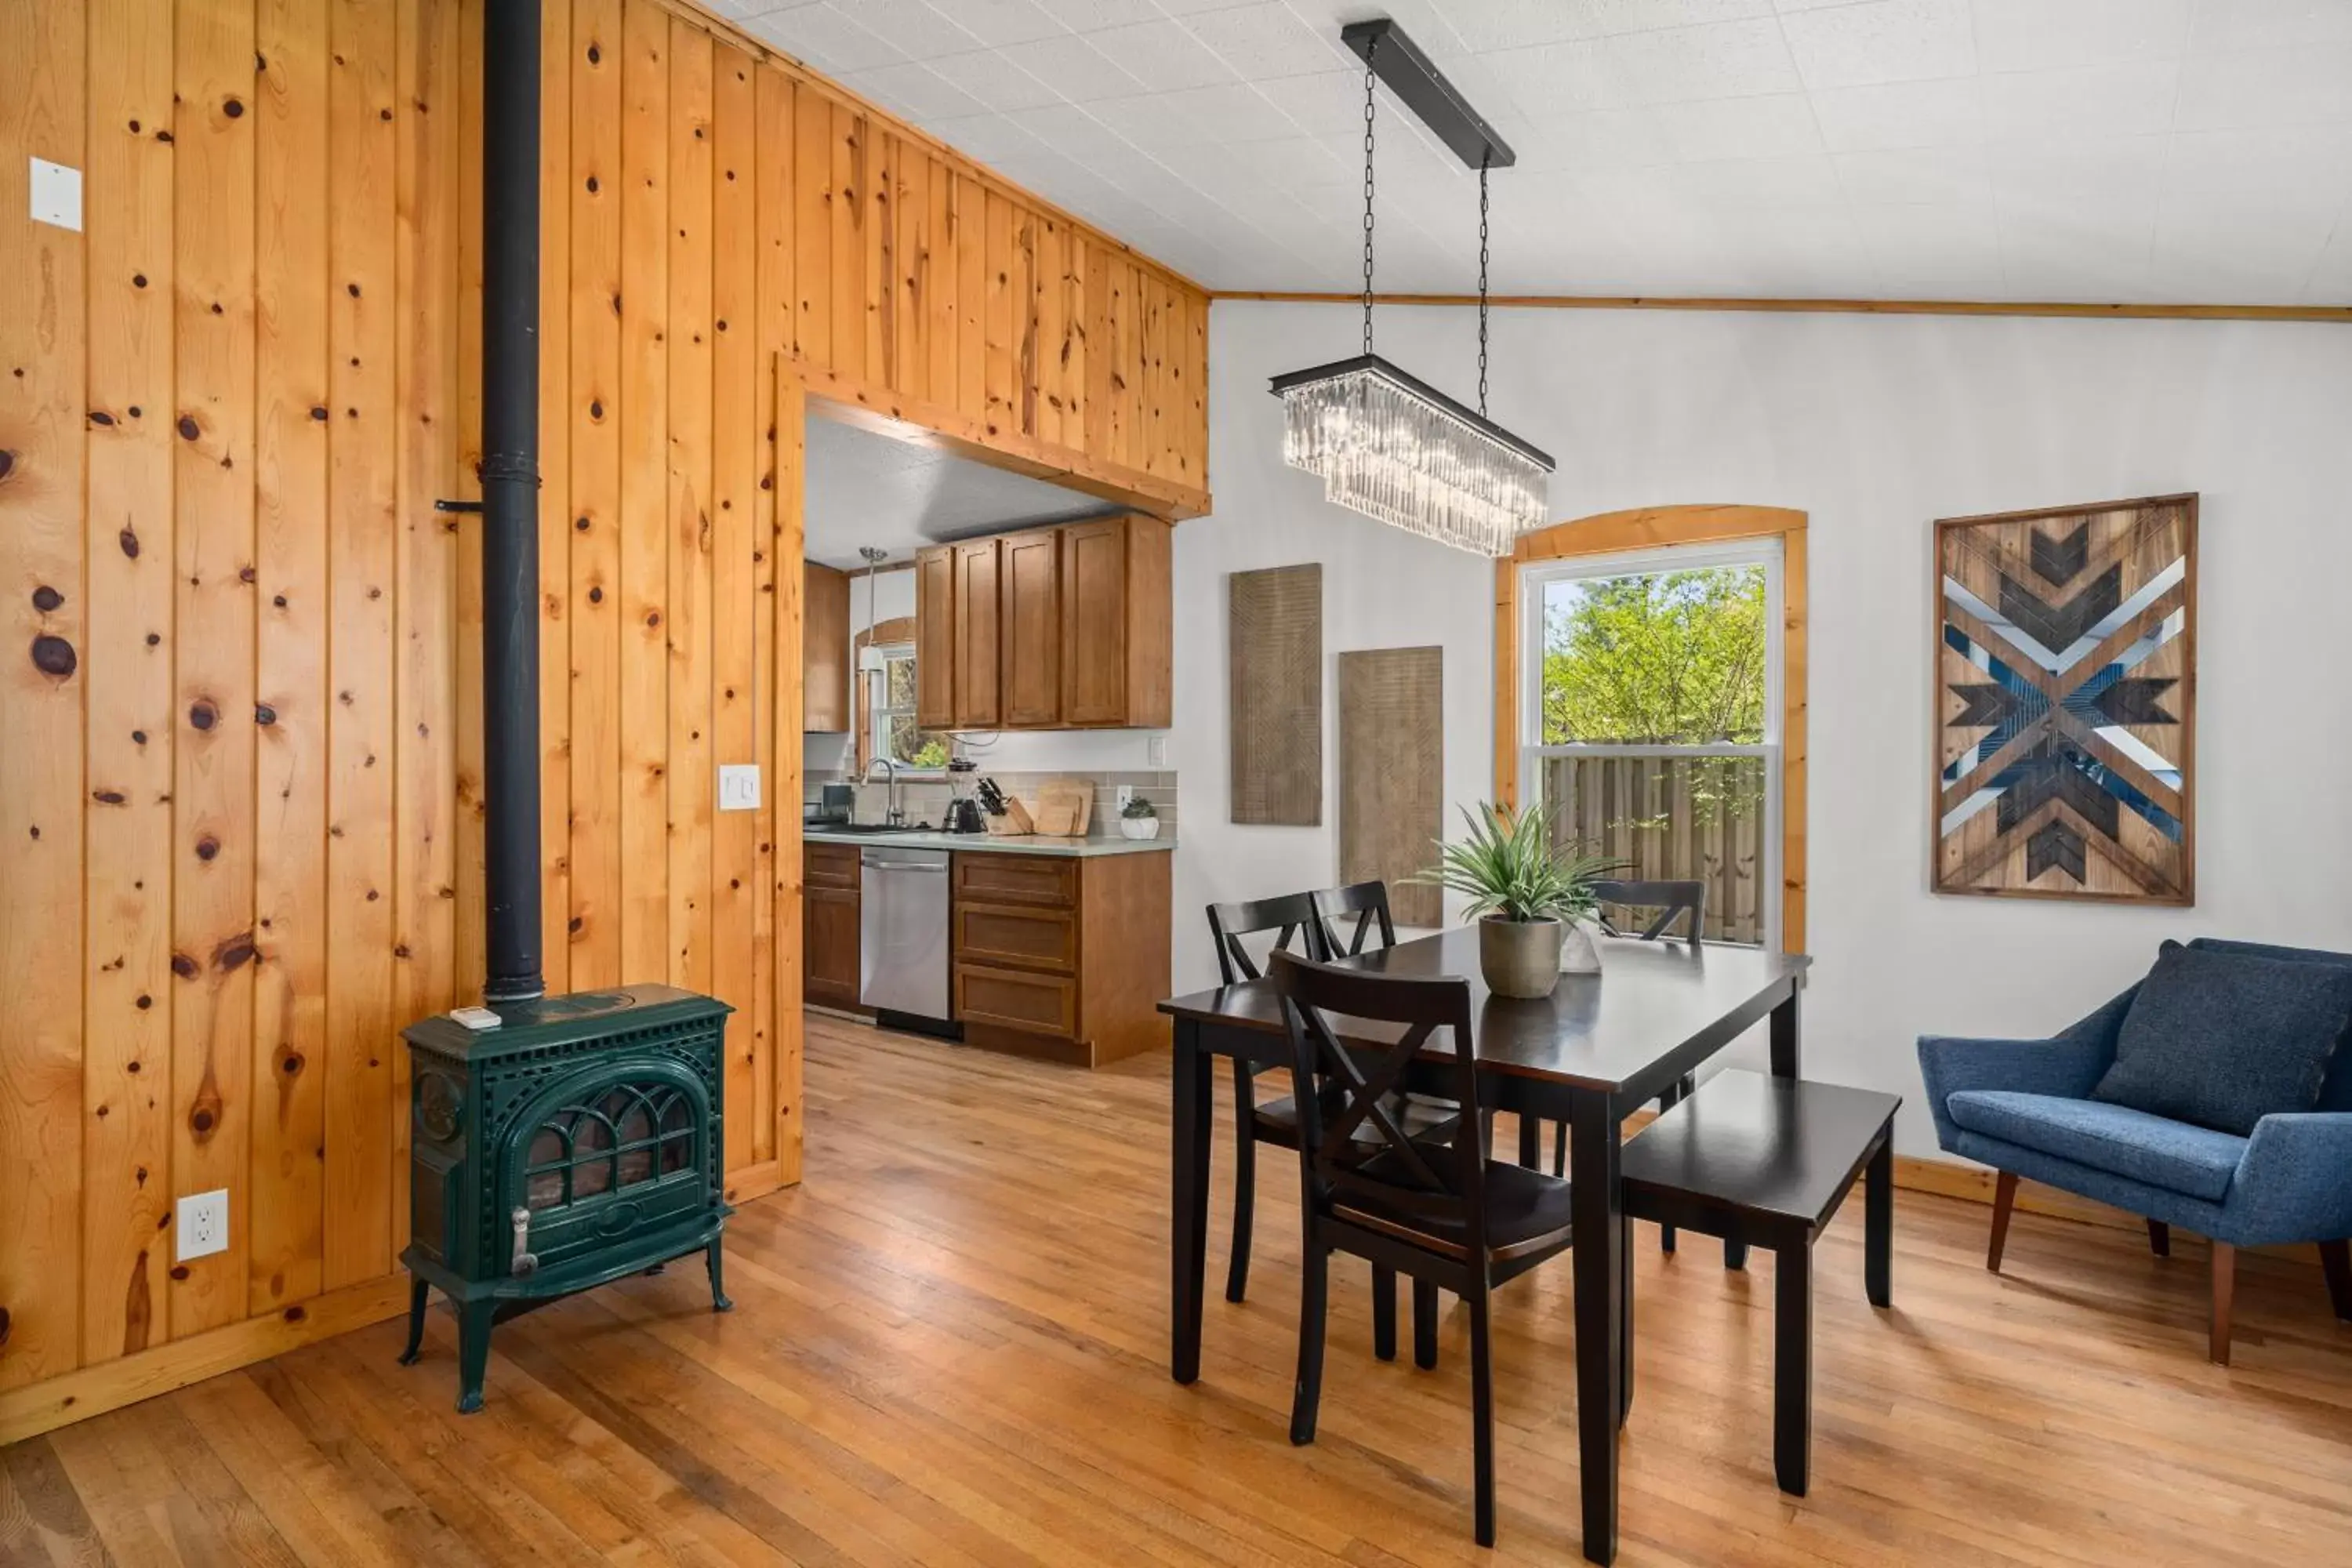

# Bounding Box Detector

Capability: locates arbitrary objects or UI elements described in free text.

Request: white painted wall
[1179,300,2352,1155]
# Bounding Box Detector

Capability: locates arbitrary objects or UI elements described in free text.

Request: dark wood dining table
[1157,926,1809,1566]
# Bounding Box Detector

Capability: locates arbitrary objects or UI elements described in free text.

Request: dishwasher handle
[860,856,949,873]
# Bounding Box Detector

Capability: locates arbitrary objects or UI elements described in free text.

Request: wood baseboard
[0,1274,412,1446]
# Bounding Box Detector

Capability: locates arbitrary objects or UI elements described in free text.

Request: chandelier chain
[1360,39,1377,355]
[1477,151,1490,418]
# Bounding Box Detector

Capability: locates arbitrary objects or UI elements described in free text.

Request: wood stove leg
[707,1241,734,1312]
[455,1299,497,1414]
[397,1274,430,1367]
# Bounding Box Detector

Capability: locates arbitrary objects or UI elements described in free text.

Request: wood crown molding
[1214,291,2352,325]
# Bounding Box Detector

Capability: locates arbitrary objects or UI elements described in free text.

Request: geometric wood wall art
[1934,493,2196,904]
[1338,647,1444,927]
[1229,563,1323,826]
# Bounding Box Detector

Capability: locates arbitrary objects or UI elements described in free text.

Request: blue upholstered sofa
[1918,938,2352,1364]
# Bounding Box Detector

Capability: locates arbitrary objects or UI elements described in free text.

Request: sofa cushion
[2089,940,2352,1136]
[1946,1090,2246,1202]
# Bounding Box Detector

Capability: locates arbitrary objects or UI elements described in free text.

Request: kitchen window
[1515,539,1784,950]
[866,644,949,771]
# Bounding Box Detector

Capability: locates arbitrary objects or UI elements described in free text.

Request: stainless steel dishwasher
[858,847,954,1034]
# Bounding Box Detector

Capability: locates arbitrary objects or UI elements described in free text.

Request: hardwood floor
[6,1011,2350,1566]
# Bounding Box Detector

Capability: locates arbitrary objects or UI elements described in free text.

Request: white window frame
[866,641,946,775]
[1516,539,1784,953]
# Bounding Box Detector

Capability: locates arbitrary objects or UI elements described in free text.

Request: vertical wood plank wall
[0,0,1209,1430]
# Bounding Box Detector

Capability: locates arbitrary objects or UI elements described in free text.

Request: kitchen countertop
[802,825,1174,858]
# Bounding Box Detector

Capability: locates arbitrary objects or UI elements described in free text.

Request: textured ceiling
[713,0,2352,304]
[803,412,1118,568]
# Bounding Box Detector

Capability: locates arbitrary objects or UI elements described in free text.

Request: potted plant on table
[1118,795,1161,840]
[1418,802,1615,999]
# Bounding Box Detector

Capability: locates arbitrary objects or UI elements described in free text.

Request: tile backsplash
[807,769,1177,837]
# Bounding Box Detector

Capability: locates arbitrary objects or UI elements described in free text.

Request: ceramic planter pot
[1118,817,1160,840]
[1479,916,1564,999]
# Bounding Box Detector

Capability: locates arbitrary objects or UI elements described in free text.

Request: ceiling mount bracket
[1339,19,1514,171]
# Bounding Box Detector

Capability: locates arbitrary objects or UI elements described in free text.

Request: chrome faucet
[863,757,905,826]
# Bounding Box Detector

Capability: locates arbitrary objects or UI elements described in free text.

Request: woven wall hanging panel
[1229,564,1324,826]
[1338,647,1444,927]
[1934,493,2195,904]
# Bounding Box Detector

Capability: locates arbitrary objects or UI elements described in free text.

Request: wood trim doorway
[1493,504,1809,953]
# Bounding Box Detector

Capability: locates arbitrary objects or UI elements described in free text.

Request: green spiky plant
[1417,802,1617,924]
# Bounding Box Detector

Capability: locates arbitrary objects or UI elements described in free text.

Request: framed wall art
[1933,494,2195,904]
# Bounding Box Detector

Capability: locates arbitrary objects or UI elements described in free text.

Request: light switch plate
[178,1189,229,1262]
[30,158,82,232]
[1145,734,1167,767]
[718,764,761,811]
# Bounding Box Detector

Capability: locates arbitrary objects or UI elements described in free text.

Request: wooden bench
[1618,1069,1900,1496]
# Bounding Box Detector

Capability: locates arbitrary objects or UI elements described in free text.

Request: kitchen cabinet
[804,561,851,734]
[952,539,1002,729]
[913,546,955,731]
[949,848,1171,1067]
[913,514,1171,734]
[1060,515,1170,728]
[1000,527,1062,727]
[804,843,864,1011]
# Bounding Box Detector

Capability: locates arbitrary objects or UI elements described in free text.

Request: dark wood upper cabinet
[912,514,1170,734]
[1000,527,1062,728]
[803,561,851,734]
[952,539,1003,730]
[1059,515,1170,728]
[913,546,956,731]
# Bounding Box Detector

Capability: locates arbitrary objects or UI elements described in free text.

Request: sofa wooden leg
[2147,1219,2170,1258]
[1986,1171,2018,1273]
[2320,1240,2352,1323]
[2209,1242,2234,1366]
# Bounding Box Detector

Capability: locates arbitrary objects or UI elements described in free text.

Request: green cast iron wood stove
[399,0,735,1416]
[399,986,735,1411]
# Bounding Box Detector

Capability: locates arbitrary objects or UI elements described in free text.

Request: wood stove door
[499,1060,717,1275]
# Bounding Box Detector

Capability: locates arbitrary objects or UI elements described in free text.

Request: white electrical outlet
[1116,784,1134,812]
[717,763,761,811]
[178,1189,229,1262]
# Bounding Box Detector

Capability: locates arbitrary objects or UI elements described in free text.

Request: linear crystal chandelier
[1272,20,1553,558]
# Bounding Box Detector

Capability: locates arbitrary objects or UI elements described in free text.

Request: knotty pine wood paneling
[0,0,1207,1422]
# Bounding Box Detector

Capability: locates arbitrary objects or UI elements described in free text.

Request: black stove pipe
[480,0,544,1003]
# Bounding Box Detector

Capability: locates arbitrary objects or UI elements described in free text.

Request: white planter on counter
[1119,817,1161,840]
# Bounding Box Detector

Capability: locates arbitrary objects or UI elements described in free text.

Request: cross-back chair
[1272,949,1577,1548]
[1311,880,1398,960]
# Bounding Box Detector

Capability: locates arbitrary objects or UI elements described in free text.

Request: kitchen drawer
[955,902,1076,975]
[953,852,1076,909]
[954,963,1077,1039]
[805,842,860,891]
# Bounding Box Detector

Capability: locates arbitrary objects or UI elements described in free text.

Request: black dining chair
[1272,949,1576,1548]
[1537,879,1710,1255]
[1310,880,1398,960]
[1209,893,1459,1367]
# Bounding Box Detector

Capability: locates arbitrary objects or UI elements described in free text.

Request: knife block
[983,797,1034,836]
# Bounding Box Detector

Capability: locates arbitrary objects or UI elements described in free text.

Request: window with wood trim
[1515,540,1784,949]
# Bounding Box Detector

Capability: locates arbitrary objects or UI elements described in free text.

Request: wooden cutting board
[1031,778,1093,838]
